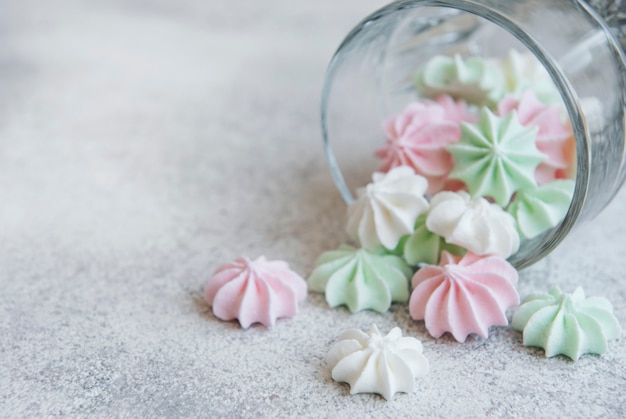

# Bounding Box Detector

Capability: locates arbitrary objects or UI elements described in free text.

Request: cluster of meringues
[201,51,620,401]
[312,51,578,337]
[310,51,619,374]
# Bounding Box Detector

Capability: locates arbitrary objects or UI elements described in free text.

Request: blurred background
[0,0,383,263]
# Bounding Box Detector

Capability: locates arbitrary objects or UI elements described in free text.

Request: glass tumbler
[321,0,626,268]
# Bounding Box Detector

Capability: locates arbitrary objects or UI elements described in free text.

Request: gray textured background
[1,0,624,417]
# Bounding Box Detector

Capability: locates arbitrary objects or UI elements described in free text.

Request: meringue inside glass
[371,49,576,267]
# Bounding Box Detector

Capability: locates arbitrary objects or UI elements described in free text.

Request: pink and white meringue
[498,91,574,184]
[426,191,520,259]
[375,98,470,193]
[409,251,519,342]
[204,256,307,329]
[347,166,429,250]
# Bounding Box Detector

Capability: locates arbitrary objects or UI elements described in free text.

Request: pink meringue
[555,134,576,180]
[375,98,471,193]
[204,256,307,328]
[434,95,477,124]
[409,251,519,342]
[498,91,574,184]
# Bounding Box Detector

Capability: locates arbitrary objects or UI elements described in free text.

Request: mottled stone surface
[0,0,624,417]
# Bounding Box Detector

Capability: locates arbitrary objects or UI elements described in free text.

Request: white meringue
[426,191,520,258]
[498,49,561,104]
[346,166,429,250]
[326,325,429,400]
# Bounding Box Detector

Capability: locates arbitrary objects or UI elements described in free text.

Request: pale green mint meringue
[507,179,575,239]
[414,54,505,106]
[394,215,465,266]
[512,287,621,361]
[308,245,413,313]
[447,108,546,207]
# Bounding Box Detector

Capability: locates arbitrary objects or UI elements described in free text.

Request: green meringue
[393,215,465,266]
[507,179,575,239]
[447,108,546,207]
[308,245,413,313]
[414,54,505,106]
[512,287,621,361]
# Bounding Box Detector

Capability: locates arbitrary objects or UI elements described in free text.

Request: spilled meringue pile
[309,50,620,361]
[310,166,524,342]
[200,50,621,402]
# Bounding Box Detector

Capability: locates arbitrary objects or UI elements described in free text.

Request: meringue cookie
[347,166,429,250]
[512,287,621,361]
[498,91,574,184]
[326,325,429,400]
[426,191,520,259]
[434,95,478,124]
[308,245,412,313]
[498,49,561,104]
[204,256,307,328]
[399,214,465,266]
[375,100,462,193]
[447,107,546,206]
[507,180,575,239]
[414,54,505,106]
[409,251,519,342]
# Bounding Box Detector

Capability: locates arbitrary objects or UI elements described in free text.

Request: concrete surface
[0,0,624,417]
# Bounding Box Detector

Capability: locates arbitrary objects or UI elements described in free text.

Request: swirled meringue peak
[375,100,462,193]
[204,256,307,329]
[414,54,505,106]
[512,287,621,361]
[409,251,519,342]
[426,191,520,258]
[507,179,575,239]
[308,245,412,313]
[447,107,546,206]
[399,214,465,266]
[346,166,429,250]
[498,91,574,184]
[326,324,428,400]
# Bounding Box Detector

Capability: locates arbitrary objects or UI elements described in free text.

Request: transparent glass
[321,0,626,268]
